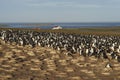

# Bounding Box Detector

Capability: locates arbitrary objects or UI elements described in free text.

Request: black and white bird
[0,29,120,62]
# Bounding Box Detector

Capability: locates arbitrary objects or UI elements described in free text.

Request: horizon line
[1,21,120,24]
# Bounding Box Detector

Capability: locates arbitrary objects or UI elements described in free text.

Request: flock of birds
[0,29,120,62]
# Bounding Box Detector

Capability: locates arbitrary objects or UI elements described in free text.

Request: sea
[1,22,120,29]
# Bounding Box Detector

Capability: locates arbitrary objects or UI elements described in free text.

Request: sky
[0,0,120,23]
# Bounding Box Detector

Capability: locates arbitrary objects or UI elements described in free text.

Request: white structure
[52,26,62,30]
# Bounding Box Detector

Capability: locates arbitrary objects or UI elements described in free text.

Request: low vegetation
[1,27,120,36]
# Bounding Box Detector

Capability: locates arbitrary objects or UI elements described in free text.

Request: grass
[0,27,120,36]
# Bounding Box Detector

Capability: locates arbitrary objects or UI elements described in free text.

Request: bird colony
[0,29,120,62]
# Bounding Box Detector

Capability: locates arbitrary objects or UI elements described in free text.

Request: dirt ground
[0,39,120,80]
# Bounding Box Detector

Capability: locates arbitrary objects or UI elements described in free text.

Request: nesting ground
[0,38,120,80]
[0,27,120,80]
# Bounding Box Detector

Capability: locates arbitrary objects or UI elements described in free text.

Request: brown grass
[0,27,120,36]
